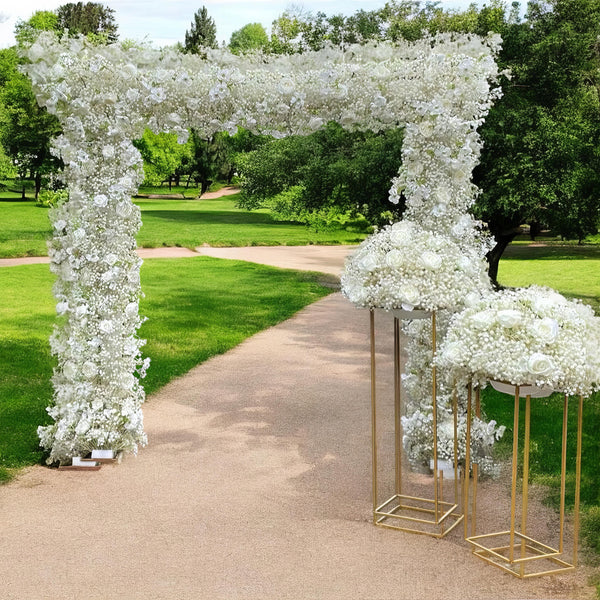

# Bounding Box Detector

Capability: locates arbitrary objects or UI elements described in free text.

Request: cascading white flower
[22,31,503,465]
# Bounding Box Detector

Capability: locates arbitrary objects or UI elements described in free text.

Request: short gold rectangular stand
[370,309,463,538]
[464,384,583,578]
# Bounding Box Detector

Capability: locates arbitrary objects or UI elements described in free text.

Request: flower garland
[437,286,600,397]
[22,32,503,464]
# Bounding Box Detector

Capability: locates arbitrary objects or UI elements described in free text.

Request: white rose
[371,95,387,108]
[399,282,420,307]
[278,78,295,95]
[56,301,69,316]
[102,145,115,159]
[72,228,86,243]
[126,88,140,102]
[442,341,463,364]
[55,219,67,232]
[308,117,324,131]
[105,253,118,266]
[75,419,90,435]
[389,222,413,246]
[82,361,98,378]
[421,251,442,270]
[497,309,523,328]
[527,352,554,376]
[385,249,403,269]
[358,253,378,272]
[99,320,114,334]
[119,372,136,390]
[125,302,138,319]
[116,201,133,218]
[93,194,108,208]
[470,310,494,329]
[464,292,482,308]
[458,256,473,271]
[63,361,77,380]
[75,304,88,318]
[531,317,559,344]
[432,203,447,217]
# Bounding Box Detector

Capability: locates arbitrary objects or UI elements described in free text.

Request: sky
[0,0,499,49]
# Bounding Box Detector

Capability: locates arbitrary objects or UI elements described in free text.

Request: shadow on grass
[504,244,600,260]
[141,209,296,227]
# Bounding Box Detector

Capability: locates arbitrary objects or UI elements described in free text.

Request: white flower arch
[23,32,502,464]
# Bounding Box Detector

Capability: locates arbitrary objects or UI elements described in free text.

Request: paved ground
[0,246,594,599]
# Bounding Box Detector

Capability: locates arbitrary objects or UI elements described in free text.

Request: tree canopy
[229,23,269,54]
[184,6,218,53]
[56,2,118,42]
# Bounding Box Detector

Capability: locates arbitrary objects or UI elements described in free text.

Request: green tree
[237,123,404,226]
[472,0,600,282]
[56,2,118,42]
[0,48,62,199]
[14,11,59,45]
[184,6,218,53]
[133,130,192,189]
[229,23,269,54]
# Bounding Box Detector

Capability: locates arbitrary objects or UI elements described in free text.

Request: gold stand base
[375,494,463,538]
[467,530,575,578]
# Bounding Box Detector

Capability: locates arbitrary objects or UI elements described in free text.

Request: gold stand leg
[464,385,472,539]
[574,395,583,567]
[394,317,402,498]
[370,309,377,518]
[508,386,520,564]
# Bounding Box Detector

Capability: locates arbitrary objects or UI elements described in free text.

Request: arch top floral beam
[23,32,503,464]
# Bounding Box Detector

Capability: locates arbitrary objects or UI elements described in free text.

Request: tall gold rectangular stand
[370,309,463,538]
[464,383,583,578]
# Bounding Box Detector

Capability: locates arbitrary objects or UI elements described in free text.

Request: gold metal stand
[465,383,583,578]
[370,308,463,538]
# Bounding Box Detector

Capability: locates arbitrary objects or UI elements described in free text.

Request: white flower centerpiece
[437,285,600,397]
[341,220,491,312]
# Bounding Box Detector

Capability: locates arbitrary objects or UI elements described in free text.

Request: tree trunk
[200,179,212,195]
[34,172,42,200]
[486,228,521,288]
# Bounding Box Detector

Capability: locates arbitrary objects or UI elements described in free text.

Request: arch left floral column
[40,130,149,464]
[27,40,152,463]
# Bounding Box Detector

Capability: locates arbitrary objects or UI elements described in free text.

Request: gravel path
[0,242,594,599]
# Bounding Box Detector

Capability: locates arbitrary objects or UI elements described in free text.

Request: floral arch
[23,32,502,464]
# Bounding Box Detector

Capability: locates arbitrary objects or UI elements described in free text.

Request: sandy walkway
[0,247,594,599]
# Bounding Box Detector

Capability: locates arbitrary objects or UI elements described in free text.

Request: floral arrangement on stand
[437,285,600,397]
[341,220,491,311]
[22,31,503,465]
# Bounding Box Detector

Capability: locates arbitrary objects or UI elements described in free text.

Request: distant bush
[37,189,68,208]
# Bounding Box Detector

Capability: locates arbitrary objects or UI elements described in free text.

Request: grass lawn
[499,243,600,313]
[0,194,368,258]
[0,258,332,482]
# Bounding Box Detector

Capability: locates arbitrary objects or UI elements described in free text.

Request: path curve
[0,248,594,599]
